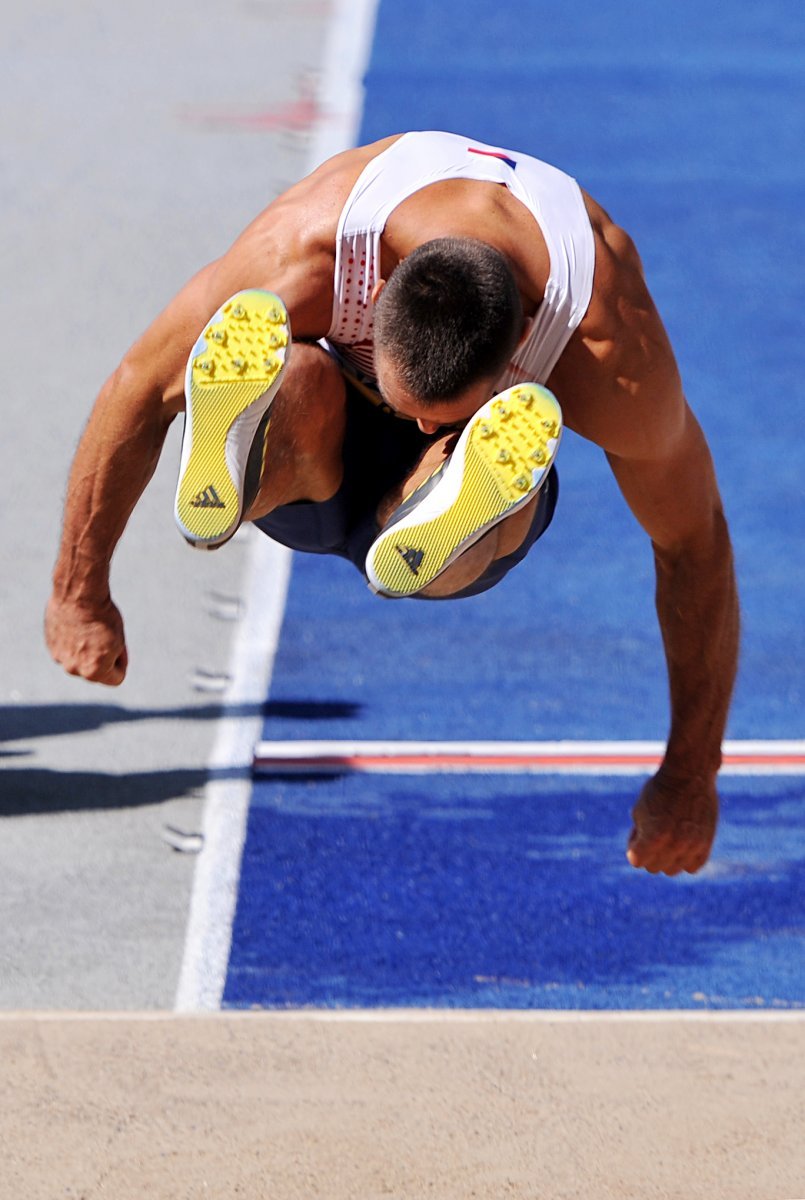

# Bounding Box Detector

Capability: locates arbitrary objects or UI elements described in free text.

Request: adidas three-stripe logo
[190,484,226,509]
[396,544,424,575]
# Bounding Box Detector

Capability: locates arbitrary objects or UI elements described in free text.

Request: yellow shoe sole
[174,290,291,549]
[365,384,562,598]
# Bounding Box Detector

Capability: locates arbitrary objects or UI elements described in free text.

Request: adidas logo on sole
[190,484,226,509]
[396,545,424,575]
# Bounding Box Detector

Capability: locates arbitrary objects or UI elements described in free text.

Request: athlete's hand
[626,768,718,876]
[45,593,129,686]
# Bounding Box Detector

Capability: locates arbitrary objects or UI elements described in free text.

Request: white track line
[253,739,805,776]
[174,535,292,1011]
[174,0,381,1013]
[308,0,380,170]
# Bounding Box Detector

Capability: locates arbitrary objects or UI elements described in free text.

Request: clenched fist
[627,768,718,876]
[45,593,128,686]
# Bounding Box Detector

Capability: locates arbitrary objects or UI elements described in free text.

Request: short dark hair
[373,237,523,403]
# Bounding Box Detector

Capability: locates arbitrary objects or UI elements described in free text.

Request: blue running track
[223,0,805,1008]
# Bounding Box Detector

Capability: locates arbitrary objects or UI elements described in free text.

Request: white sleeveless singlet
[325,131,596,390]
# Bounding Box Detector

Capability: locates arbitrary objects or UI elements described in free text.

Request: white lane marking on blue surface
[252,739,805,775]
[174,533,292,1012]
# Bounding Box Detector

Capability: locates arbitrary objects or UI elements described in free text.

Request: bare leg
[243,353,547,597]
[243,342,348,520]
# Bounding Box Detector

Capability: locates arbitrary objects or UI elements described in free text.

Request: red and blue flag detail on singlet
[468,146,517,169]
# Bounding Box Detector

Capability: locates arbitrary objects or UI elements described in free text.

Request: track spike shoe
[174,289,291,549]
[365,383,562,597]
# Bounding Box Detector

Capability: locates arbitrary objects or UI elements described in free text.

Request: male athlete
[45,131,739,878]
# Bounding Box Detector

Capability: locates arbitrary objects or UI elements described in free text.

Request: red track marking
[252,741,805,776]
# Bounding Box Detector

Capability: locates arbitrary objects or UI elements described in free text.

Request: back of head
[373,237,523,403]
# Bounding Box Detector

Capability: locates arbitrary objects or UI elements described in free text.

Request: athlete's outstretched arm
[557,205,740,876]
[45,261,230,685]
[46,200,336,685]
[606,404,739,876]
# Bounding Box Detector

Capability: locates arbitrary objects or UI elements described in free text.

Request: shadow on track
[0,698,364,745]
[0,766,215,817]
[0,699,365,816]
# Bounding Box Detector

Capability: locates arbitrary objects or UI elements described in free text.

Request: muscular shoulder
[550,194,686,461]
[210,138,404,337]
[238,135,402,254]
[215,175,343,335]
[118,138,405,409]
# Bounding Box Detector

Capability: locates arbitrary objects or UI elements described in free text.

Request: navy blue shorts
[253,379,558,600]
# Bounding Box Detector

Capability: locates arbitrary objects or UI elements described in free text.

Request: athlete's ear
[516,315,532,347]
[371,278,386,304]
